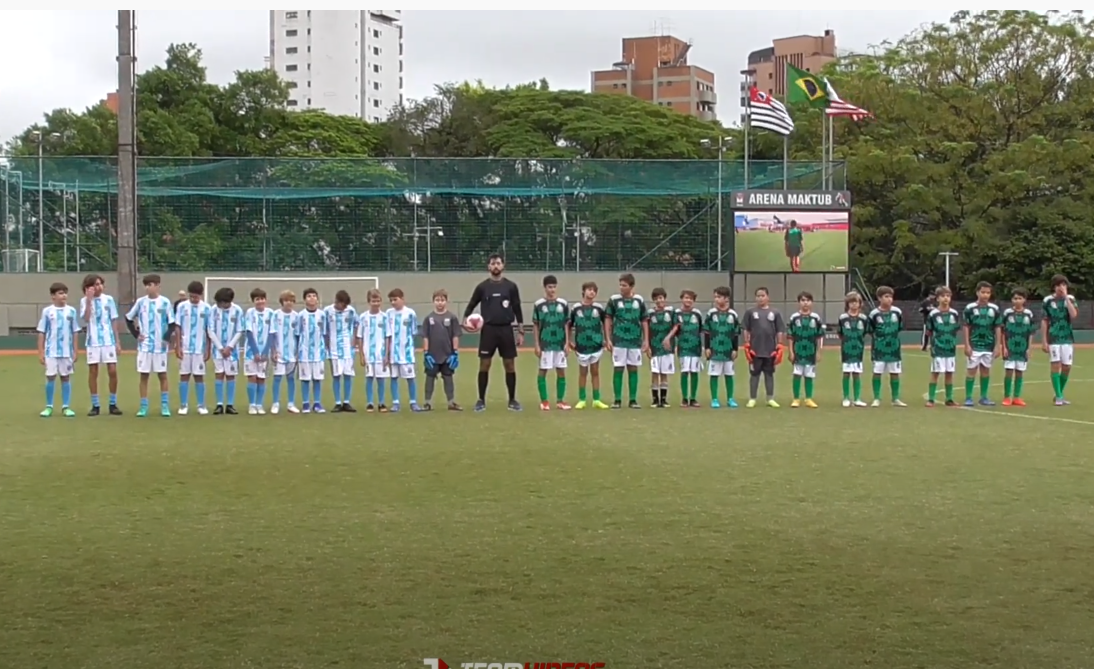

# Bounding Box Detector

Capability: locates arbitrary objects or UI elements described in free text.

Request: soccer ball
[464,313,484,332]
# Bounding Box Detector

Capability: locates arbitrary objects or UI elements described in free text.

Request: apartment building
[268,10,403,123]
[740,30,836,121]
[590,35,717,121]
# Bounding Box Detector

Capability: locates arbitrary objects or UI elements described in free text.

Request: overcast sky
[0,10,964,144]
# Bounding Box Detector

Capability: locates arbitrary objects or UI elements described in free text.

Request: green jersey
[675,309,704,358]
[568,302,606,355]
[1042,295,1076,345]
[784,227,804,252]
[787,311,825,365]
[703,308,741,362]
[606,294,648,349]
[533,298,570,352]
[926,308,961,358]
[837,312,869,364]
[1002,308,1037,362]
[962,302,1002,352]
[868,307,903,363]
[647,307,677,357]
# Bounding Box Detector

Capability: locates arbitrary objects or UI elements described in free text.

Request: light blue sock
[215,378,225,405]
[257,383,266,405]
[287,375,297,405]
[160,391,169,406]
[226,378,236,406]
[179,380,190,406]
[391,377,401,404]
[342,375,353,403]
[301,379,311,405]
[196,382,206,407]
[247,382,256,406]
[140,397,149,409]
[366,377,375,405]
[91,393,100,408]
[272,375,283,403]
[333,376,343,405]
[313,380,322,404]
[109,393,117,406]
[45,378,56,407]
[377,376,387,405]
[62,380,72,407]
[408,378,418,404]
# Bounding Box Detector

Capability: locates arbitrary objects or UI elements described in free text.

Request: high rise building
[740,31,836,121]
[268,10,403,123]
[590,35,717,121]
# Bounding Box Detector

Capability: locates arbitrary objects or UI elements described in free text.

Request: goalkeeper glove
[447,353,459,370]
[774,344,787,365]
[423,353,436,370]
[743,344,755,362]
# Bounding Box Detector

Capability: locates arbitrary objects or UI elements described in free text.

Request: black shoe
[109,404,123,415]
[611,400,622,410]
[689,400,701,408]
[365,403,375,413]
[656,399,667,408]
[945,399,957,407]
[628,400,641,409]
[448,402,463,411]
[378,404,389,413]
[87,406,100,417]
[225,405,238,415]
[508,400,522,412]
[651,392,660,406]
[341,403,357,413]
[213,405,225,415]
[474,400,486,413]
[422,403,433,412]
[332,404,344,413]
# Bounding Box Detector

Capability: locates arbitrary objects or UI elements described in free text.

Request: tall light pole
[1,164,9,270]
[938,251,959,289]
[700,136,734,272]
[31,130,60,272]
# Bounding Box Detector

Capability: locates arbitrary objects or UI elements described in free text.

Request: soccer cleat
[214,405,225,415]
[87,406,100,417]
[892,399,908,407]
[611,400,622,410]
[257,406,267,415]
[271,402,280,415]
[365,403,375,413]
[593,400,611,409]
[378,404,389,413]
[474,400,486,412]
[540,401,551,411]
[422,403,433,412]
[746,399,757,408]
[63,407,76,418]
[341,403,356,413]
[331,404,343,413]
[804,399,818,409]
[854,400,869,408]
[448,402,463,411]
[628,400,640,409]
[287,404,300,414]
[178,406,189,416]
[108,404,123,416]
[1012,398,1027,407]
[410,403,424,413]
[225,405,238,415]
[978,398,995,407]
[689,399,701,408]
[680,401,690,408]
[870,399,881,408]
[40,407,53,417]
[963,398,975,407]
[925,400,935,407]
[389,403,400,413]
[508,400,523,412]
[727,399,738,408]
[944,399,957,407]
[1055,398,1066,406]
[135,407,148,418]
[1001,398,1012,407]
[767,399,780,408]
[842,399,852,408]
[574,400,587,410]
[301,405,312,414]
[312,404,325,414]
[790,399,801,408]
[711,399,722,409]
[160,405,171,417]
[197,406,209,415]
[248,405,258,415]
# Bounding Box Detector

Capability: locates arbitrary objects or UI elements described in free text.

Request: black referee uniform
[465,277,524,407]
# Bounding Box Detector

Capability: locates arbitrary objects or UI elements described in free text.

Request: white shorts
[179,353,206,376]
[213,357,239,376]
[391,363,415,379]
[841,362,863,374]
[539,351,568,370]
[365,361,391,378]
[792,363,816,378]
[273,361,296,377]
[298,361,325,381]
[1049,344,1075,366]
[85,345,117,366]
[679,356,702,373]
[966,351,994,370]
[709,360,736,376]
[930,357,956,374]
[612,347,642,367]
[1004,360,1029,372]
[137,351,168,374]
[650,355,675,375]
[244,358,269,379]
[576,351,603,368]
[329,358,356,377]
[45,357,74,377]
[872,361,902,375]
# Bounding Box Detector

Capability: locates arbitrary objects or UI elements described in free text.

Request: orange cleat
[539,401,551,411]
[556,401,572,411]
[1012,398,1027,407]
[1001,398,1013,406]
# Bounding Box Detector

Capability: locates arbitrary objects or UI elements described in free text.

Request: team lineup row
[33,273,1080,417]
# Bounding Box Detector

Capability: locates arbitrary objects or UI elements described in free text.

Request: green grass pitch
[3,350,1094,668]
[735,229,848,272]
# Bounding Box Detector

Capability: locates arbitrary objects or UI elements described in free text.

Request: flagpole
[743,106,750,191]
[821,109,828,189]
[827,113,835,189]
[782,135,788,190]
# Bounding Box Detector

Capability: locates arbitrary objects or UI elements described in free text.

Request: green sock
[945,383,954,401]
[592,388,601,401]
[579,385,587,401]
[872,375,882,399]
[627,370,639,402]
[537,375,548,401]
[979,376,990,399]
[928,382,937,401]
[792,375,802,399]
[841,375,850,400]
[725,375,734,400]
[613,369,623,401]
[680,374,690,401]
[710,375,719,401]
[853,376,862,401]
[690,372,699,399]
[1003,376,1012,398]
[1061,373,1070,393]
[1051,372,1062,398]
[965,377,975,399]
[1015,376,1024,398]
[804,377,814,399]
[890,377,900,400]
[556,376,566,401]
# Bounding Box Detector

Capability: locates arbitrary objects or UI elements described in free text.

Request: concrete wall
[0,271,733,333]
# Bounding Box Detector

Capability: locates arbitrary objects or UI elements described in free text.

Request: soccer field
[3,350,1094,668]
[735,229,848,272]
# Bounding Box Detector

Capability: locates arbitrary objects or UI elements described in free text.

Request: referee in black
[464,254,524,412]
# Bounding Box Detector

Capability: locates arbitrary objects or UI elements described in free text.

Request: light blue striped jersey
[175,300,212,355]
[297,308,328,362]
[244,307,275,360]
[209,303,245,360]
[325,305,359,360]
[126,296,174,354]
[79,294,118,348]
[357,310,388,363]
[38,305,80,358]
[386,306,418,365]
[271,309,299,363]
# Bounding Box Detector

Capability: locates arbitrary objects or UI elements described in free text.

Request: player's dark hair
[714,286,731,298]
[388,288,404,299]
[652,287,667,299]
[433,288,448,299]
[976,281,992,292]
[81,273,101,290]
[251,288,267,301]
[1051,274,1069,289]
[187,281,204,295]
[542,274,558,288]
[582,281,598,294]
[789,220,798,227]
[797,291,814,302]
[935,285,952,297]
[876,286,894,298]
[618,273,635,287]
[680,289,697,300]
[367,289,381,301]
[214,287,234,304]
[303,288,319,300]
[488,253,504,263]
[142,274,161,286]
[49,282,67,295]
[334,289,351,305]
[755,287,769,297]
[1012,287,1029,299]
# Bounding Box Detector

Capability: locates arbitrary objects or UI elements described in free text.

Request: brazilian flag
[787,64,829,109]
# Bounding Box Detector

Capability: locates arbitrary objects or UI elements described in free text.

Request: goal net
[202,276,381,308]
